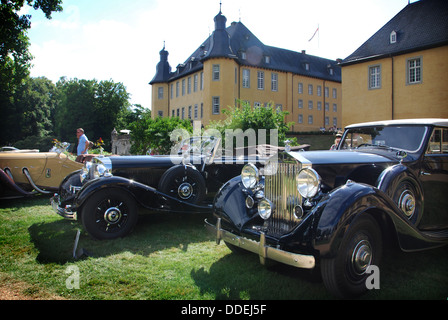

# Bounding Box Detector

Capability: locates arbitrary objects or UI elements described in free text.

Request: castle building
[341,0,448,127]
[150,10,342,132]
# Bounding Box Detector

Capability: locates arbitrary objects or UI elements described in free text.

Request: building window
[332,88,337,99]
[176,108,179,117]
[158,87,164,99]
[176,81,179,97]
[194,74,198,92]
[298,114,303,124]
[271,73,278,91]
[170,84,173,99]
[308,84,313,95]
[181,107,185,119]
[308,100,313,110]
[325,87,329,97]
[241,52,246,60]
[407,57,422,84]
[242,69,250,88]
[194,104,198,119]
[213,64,220,81]
[317,85,322,96]
[200,72,204,90]
[369,65,381,89]
[158,111,163,117]
[212,96,220,114]
[333,103,337,112]
[308,115,313,124]
[182,79,185,96]
[201,103,203,118]
[298,82,303,94]
[317,101,322,111]
[257,71,264,90]
[188,106,192,119]
[172,109,175,117]
[187,77,191,94]
[254,101,262,108]
[298,99,303,109]
[390,31,397,44]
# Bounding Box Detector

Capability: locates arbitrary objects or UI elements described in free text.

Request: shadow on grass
[28,210,213,265]
[190,252,332,300]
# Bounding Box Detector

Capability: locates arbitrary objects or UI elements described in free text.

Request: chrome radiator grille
[264,162,303,236]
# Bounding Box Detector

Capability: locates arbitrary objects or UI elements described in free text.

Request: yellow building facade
[341,0,448,127]
[150,11,341,132]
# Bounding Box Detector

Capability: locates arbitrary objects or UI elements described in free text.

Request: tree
[54,78,131,151]
[129,113,193,155]
[0,0,62,145]
[208,101,294,148]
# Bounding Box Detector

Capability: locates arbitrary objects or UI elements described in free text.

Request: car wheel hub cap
[352,240,372,275]
[104,207,122,224]
[178,182,193,199]
[399,190,415,218]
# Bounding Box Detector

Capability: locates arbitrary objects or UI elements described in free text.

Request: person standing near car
[76,128,89,162]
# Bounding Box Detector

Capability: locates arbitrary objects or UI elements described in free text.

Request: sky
[25,0,414,110]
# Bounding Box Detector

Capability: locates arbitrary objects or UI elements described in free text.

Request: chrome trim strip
[205,218,315,270]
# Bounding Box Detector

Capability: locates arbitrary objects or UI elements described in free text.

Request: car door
[419,127,448,229]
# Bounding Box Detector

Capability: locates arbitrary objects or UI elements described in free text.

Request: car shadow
[28,210,213,264]
[190,250,332,300]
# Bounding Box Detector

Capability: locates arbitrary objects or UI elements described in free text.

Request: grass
[1,194,447,301]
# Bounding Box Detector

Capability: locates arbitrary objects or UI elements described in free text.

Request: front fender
[213,175,264,232]
[74,176,211,213]
[313,182,388,258]
[314,181,445,258]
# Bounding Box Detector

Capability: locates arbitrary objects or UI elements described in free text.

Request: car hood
[288,150,397,165]
[103,155,197,169]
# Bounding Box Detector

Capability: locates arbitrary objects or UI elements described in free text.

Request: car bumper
[50,194,77,220]
[205,218,315,269]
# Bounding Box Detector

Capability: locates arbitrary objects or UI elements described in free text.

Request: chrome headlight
[94,163,111,178]
[80,161,93,182]
[258,198,273,220]
[296,167,321,198]
[241,163,259,189]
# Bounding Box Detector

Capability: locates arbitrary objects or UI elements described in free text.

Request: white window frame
[212,96,220,114]
[271,73,278,92]
[242,69,250,88]
[257,71,264,90]
[407,57,422,85]
[213,64,220,81]
[369,65,381,89]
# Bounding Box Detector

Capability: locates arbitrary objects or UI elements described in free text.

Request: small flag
[308,26,319,42]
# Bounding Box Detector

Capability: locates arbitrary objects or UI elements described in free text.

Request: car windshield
[340,125,428,152]
[176,136,219,157]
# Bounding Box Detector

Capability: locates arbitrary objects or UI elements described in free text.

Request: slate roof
[150,12,341,84]
[342,0,448,65]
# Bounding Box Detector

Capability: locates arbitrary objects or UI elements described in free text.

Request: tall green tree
[13,76,57,139]
[0,0,63,145]
[54,78,131,150]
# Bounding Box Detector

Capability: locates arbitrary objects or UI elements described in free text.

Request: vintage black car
[51,136,274,240]
[206,119,448,298]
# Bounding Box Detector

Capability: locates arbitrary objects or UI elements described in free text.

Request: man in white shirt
[76,128,89,162]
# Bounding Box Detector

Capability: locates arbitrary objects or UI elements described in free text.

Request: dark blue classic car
[206,119,448,298]
[51,136,275,240]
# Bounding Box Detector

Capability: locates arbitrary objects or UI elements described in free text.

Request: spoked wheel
[320,214,382,298]
[158,166,206,204]
[81,188,138,240]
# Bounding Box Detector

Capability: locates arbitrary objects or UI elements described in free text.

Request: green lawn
[0,195,447,301]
